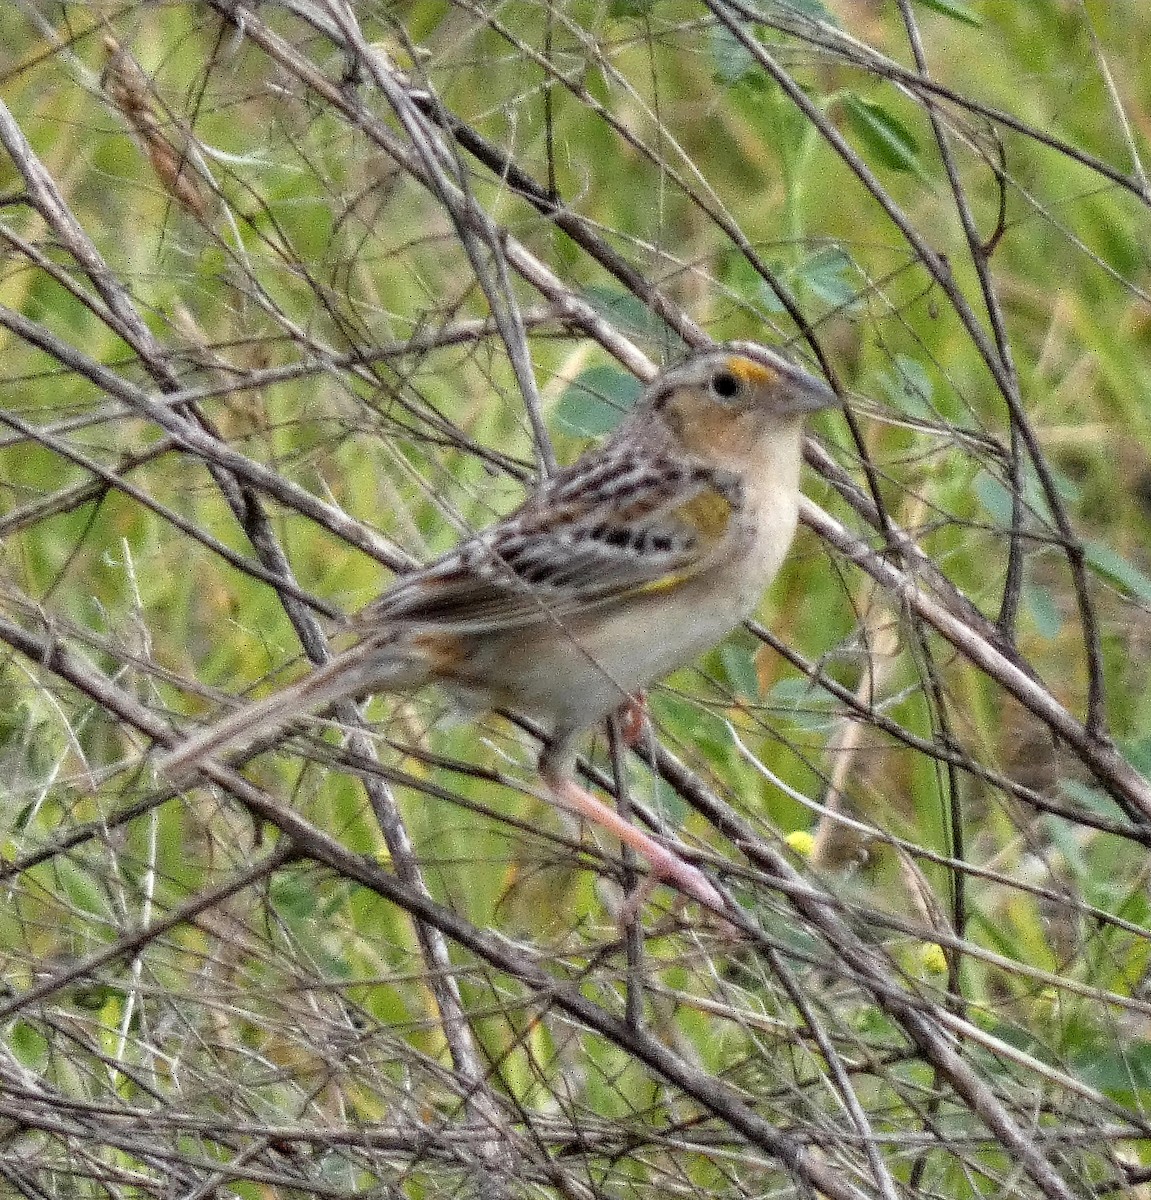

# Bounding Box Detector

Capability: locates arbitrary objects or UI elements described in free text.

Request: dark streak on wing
[351,451,743,636]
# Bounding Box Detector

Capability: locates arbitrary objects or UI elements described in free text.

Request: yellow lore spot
[727,356,778,387]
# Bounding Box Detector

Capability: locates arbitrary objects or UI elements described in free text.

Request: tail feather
[162,639,421,780]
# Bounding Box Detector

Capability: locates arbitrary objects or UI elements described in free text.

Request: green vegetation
[1,1,1150,1196]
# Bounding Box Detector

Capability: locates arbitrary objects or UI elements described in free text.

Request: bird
[163,343,837,914]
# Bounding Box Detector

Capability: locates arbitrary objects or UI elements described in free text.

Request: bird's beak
[776,362,839,416]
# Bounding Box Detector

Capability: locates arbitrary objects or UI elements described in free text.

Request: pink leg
[541,770,727,914]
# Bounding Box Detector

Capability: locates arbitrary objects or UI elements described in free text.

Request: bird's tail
[162,638,421,781]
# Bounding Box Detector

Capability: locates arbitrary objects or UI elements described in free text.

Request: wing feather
[351,453,742,636]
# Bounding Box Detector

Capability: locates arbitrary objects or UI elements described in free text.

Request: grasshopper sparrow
[165,343,836,913]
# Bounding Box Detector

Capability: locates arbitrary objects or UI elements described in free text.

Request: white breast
[463,421,807,739]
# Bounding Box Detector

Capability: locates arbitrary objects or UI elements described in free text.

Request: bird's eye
[710,369,741,401]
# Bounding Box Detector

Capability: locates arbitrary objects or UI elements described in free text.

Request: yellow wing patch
[677,488,735,539]
[632,487,734,597]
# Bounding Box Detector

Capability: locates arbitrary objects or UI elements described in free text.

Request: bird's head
[626,344,838,469]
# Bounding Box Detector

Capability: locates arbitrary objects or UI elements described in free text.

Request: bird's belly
[443,495,798,736]
[452,568,763,735]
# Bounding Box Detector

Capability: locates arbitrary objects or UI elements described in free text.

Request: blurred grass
[2,1,1151,1196]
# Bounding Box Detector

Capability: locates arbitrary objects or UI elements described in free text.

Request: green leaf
[1057,778,1125,820]
[555,366,641,436]
[57,859,109,921]
[720,643,761,700]
[764,676,835,732]
[915,0,983,27]
[1024,583,1061,639]
[1043,812,1090,878]
[1122,737,1151,779]
[974,473,1013,524]
[726,248,793,314]
[757,277,789,314]
[271,872,319,920]
[711,24,760,88]
[582,285,666,340]
[9,1022,47,1070]
[880,355,934,418]
[1075,1040,1151,1091]
[795,246,861,309]
[1084,540,1151,605]
[842,94,923,175]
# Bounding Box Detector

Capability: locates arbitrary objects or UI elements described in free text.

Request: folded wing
[352,453,743,636]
